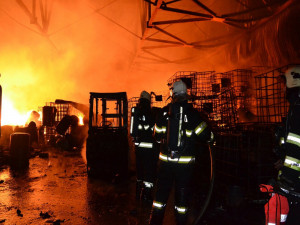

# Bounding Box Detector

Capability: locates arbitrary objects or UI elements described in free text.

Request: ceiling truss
[138,0,292,63]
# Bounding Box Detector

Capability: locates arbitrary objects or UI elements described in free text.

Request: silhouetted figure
[130,91,159,202]
[273,66,300,225]
[149,80,214,225]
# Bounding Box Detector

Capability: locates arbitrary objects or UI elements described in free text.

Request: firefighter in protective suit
[149,80,213,225]
[130,91,158,202]
[273,66,300,225]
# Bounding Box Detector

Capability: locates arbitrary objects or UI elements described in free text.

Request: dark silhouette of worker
[272,66,300,225]
[27,121,38,148]
[130,91,158,202]
[149,80,214,225]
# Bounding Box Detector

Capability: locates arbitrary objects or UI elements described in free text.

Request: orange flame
[78,113,84,126]
[1,96,33,126]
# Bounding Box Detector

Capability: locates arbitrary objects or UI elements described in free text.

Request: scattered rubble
[40,211,51,219]
[16,209,23,217]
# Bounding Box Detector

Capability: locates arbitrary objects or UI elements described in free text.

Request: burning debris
[0,94,89,174]
[39,99,88,150]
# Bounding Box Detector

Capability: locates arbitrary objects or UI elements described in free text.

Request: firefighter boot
[149,207,164,225]
[175,211,188,225]
[136,180,143,200]
[142,187,153,203]
[175,188,188,225]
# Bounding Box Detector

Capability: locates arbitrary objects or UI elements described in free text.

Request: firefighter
[130,90,158,202]
[149,80,214,225]
[274,66,300,225]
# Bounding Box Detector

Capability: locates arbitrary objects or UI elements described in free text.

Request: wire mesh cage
[167,71,217,101]
[39,102,80,145]
[218,69,256,127]
[128,97,139,110]
[254,64,298,123]
[213,123,278,203]
[167,69,258,130]
[251,66,277,76]
[45,102,71,123]
[167,71,219,124]
[221,69,254,109]
[162,64,300,204]
[215,88,238,129]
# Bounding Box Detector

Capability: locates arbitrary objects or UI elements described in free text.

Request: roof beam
[192,0,217,17]
[153,25,188,45]
[151,17,208,25]
[160,5,213,19]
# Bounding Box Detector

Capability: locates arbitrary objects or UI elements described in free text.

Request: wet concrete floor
[0,147,149,225]
[0,147,266,225]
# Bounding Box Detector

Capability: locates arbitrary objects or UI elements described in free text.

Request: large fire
[78,113,84,126]
[1,96,34,126]
[1,96,84,127]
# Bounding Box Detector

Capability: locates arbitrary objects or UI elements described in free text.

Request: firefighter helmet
[140,90,151,102]
[171,80,187,97]
[285,66,300,88]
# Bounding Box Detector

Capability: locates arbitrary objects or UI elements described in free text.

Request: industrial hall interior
[0,0,300,225]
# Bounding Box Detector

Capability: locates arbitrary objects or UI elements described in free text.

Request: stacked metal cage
[128,91,169,126]
[125,64,297,204]
[211,67,285,202]
[167,71,219,126]
[165,65,295,204]
[39,102,73,145]
[254,64,293,124]
[213,123,278,202]
[218,69,256,127]
[47,102,70,122]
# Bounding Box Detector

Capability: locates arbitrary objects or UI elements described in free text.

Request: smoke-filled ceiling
[0,0,299,114]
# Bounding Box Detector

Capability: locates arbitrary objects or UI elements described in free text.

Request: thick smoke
[0,0,142,114]
[0,0,299,117]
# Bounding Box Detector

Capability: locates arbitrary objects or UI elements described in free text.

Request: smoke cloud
[0,0,299,116]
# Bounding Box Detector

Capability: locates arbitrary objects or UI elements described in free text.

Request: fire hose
[192,143,215,225]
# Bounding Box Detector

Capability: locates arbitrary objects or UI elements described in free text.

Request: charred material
[39,100,88,149]
[55,115,87,151]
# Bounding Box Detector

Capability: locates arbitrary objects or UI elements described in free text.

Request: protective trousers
[135,145,158,201]
[149,161,194,225]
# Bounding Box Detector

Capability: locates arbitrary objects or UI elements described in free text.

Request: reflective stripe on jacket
[154,102,212,156]
[159,153,195,164]
[130,106,155,145]
[278,100,300,190]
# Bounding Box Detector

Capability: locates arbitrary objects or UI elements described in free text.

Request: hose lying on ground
[193,144,215,225]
